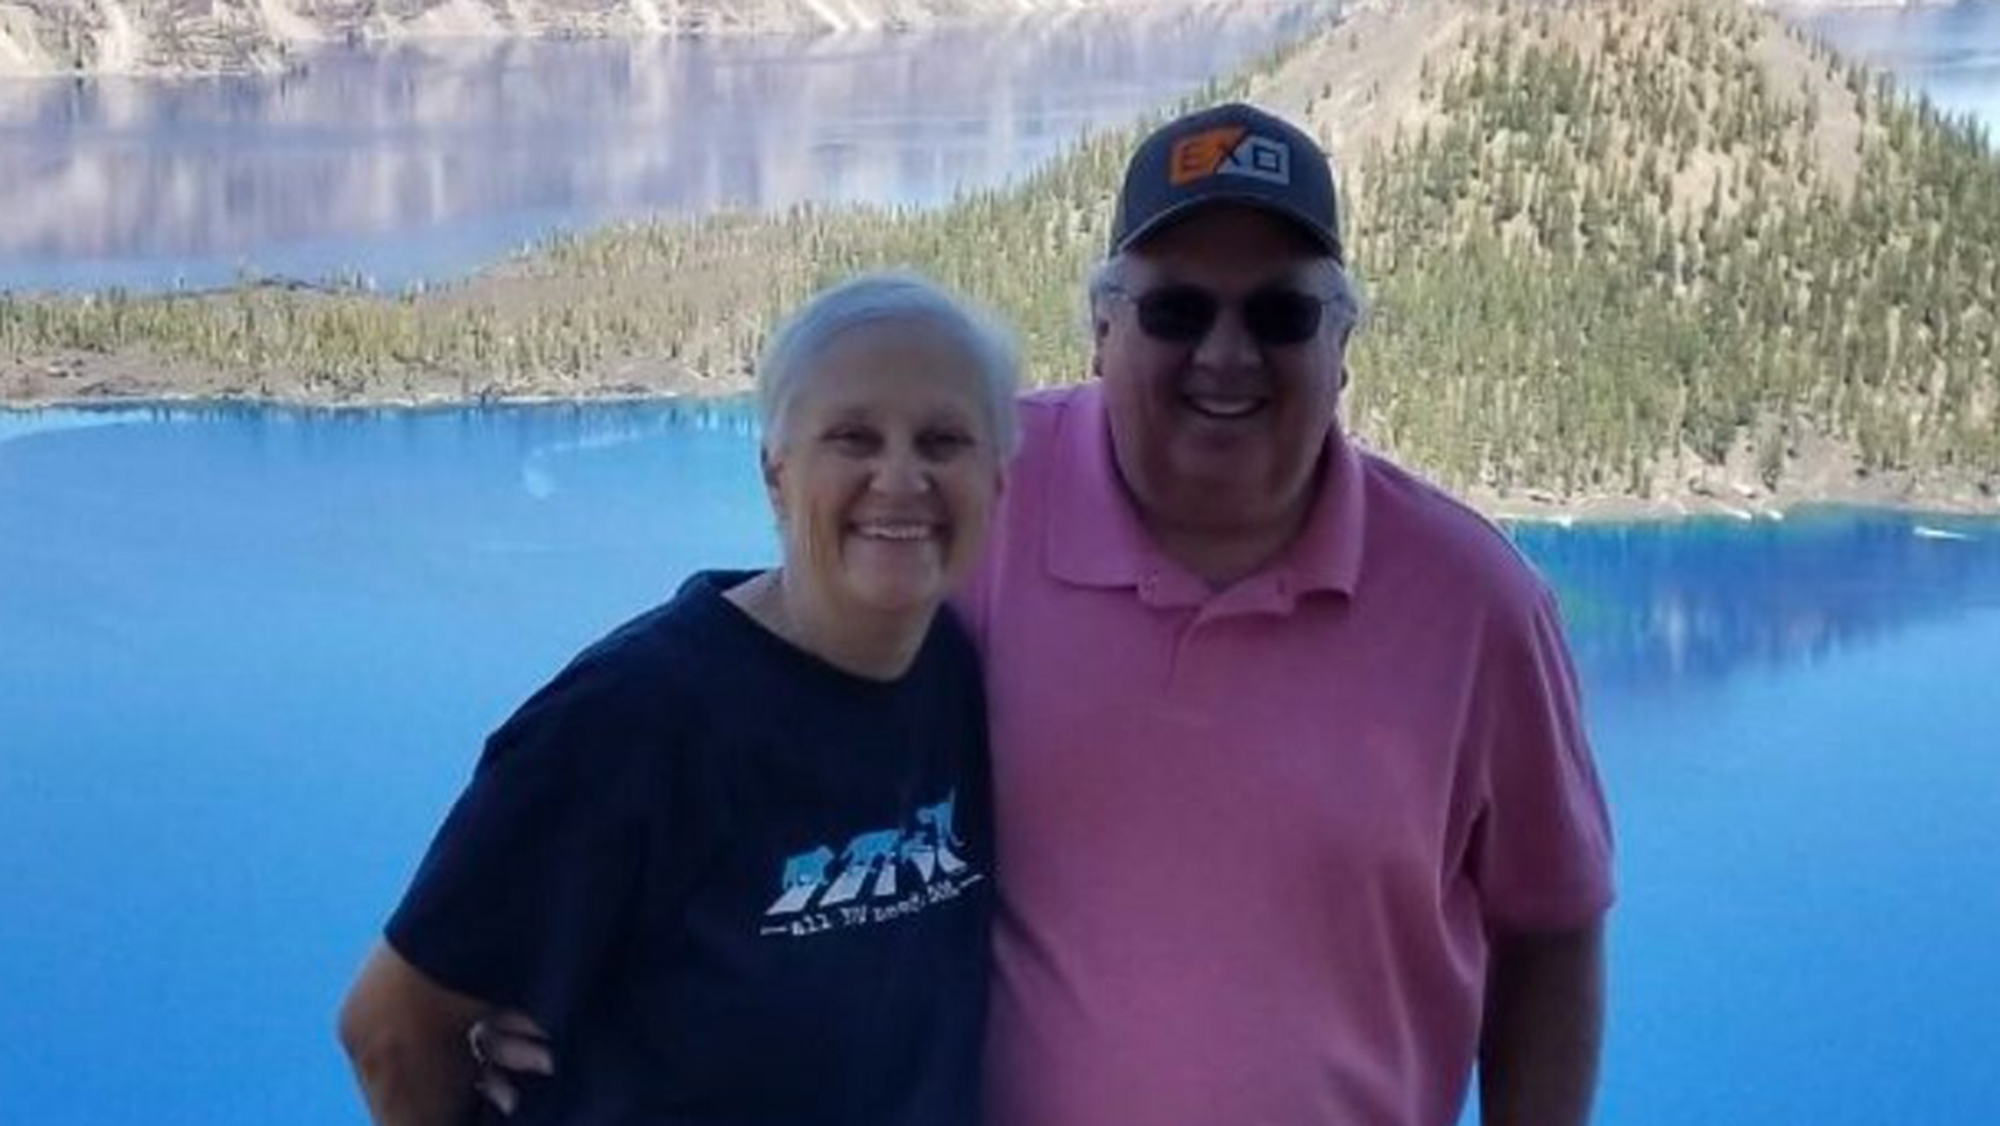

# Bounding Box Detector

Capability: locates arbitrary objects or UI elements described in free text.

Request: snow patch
[631,0,666,32]
[254,0,326,44]
[403,0,509,39]
[799,0,857,32]
[94,0,143,73]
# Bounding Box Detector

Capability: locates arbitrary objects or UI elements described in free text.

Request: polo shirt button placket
[1167,613,1203,690]
[1271,574,1294,614]
[1139,571,1186,684]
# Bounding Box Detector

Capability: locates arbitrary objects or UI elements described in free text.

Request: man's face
[1094,205,1347,545]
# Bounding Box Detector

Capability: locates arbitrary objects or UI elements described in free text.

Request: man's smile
[1180,392,1270,420]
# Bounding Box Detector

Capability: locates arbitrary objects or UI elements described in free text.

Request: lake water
[5,4,2000,1124]
[4,1,1995,297]
[1804,0,2000,131]
[2,403,1998,1125]
[0,2,1321,294]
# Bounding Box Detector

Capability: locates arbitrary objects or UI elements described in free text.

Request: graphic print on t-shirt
[761,791,982,938]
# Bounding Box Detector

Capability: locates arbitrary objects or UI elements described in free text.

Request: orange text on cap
[1168,127,1248,186]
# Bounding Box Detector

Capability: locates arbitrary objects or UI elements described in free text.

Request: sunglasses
[1108,283,1333,347]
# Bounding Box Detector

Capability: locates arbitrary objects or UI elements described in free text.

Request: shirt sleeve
[1469,583,1616,934]
[384,653,660,1035]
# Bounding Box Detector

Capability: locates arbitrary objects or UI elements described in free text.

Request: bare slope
[0,0,1165,76]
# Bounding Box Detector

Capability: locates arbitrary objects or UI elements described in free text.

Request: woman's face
[764,322,1004,622]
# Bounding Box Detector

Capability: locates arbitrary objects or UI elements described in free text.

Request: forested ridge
[5,0,1996,506]
[1344,0,1999,501]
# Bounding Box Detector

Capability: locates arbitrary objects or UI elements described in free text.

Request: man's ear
[1090,319,1109,380]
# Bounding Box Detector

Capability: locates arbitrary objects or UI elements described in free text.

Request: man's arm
[1478,919,1606,1126]
[337,941,495,1125]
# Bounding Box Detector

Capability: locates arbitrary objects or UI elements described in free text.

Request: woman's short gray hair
[1085,253,1366,341]
[758,271,1021,457]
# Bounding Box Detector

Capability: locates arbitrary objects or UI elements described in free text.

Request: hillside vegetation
[4,0,1997,509]
[1343,0,1999,502]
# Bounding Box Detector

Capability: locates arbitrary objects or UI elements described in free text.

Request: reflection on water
[8,401,1994,703]
[4,2,1994,297]
[0,3,1321,293]
[0,404,166,446]
[1513,511,2000,692]
[1803,1,2000,130]
[0,397,759,450]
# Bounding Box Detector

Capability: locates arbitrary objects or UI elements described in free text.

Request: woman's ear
[760,442,787,520]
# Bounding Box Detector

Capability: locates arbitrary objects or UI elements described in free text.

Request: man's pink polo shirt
[958,384,1614,1126]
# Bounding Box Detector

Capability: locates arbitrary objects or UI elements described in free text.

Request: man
[453,102,1613,1126]
[957,102,1613,1126]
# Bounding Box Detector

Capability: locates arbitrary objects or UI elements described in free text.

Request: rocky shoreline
[0,0,1161,79]
[4,0,1959,80]
[1757,1,1962,9]
[4,391,1994,523]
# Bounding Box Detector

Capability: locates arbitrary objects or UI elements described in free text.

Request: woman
[338,272,1018,1125]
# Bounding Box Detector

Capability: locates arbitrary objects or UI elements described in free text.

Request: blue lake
[2,404,1997,1124]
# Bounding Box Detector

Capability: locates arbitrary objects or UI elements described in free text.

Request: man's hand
[337,942,495,1126]
[1478,920,1606,1126]
[468,1010,556,1116]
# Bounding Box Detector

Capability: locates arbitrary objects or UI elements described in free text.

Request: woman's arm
[337,941,495,1126]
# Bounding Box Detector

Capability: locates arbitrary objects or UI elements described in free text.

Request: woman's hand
[469,1010,556,1116]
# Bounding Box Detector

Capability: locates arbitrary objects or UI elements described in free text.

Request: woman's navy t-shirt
[386,571,993,1126]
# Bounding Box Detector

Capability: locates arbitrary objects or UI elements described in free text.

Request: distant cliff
[1752,1,1963,9]
[0,0,1156,76]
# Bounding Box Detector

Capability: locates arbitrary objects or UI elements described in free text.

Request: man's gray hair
[1085,253,1366,342]
[758,271,1022,457]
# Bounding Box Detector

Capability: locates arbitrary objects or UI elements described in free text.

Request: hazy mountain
[0,0,1163,76]
[1751,1,1960,9]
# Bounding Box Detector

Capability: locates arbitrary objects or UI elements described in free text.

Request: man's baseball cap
[1108,102,1343,265]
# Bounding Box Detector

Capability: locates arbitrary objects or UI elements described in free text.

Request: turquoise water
[2,404,1997,1123]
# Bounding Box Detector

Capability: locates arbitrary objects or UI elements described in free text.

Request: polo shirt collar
[1043,382,1366,608]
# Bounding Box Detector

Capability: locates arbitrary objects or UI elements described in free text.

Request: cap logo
[1169,127,1292,187]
